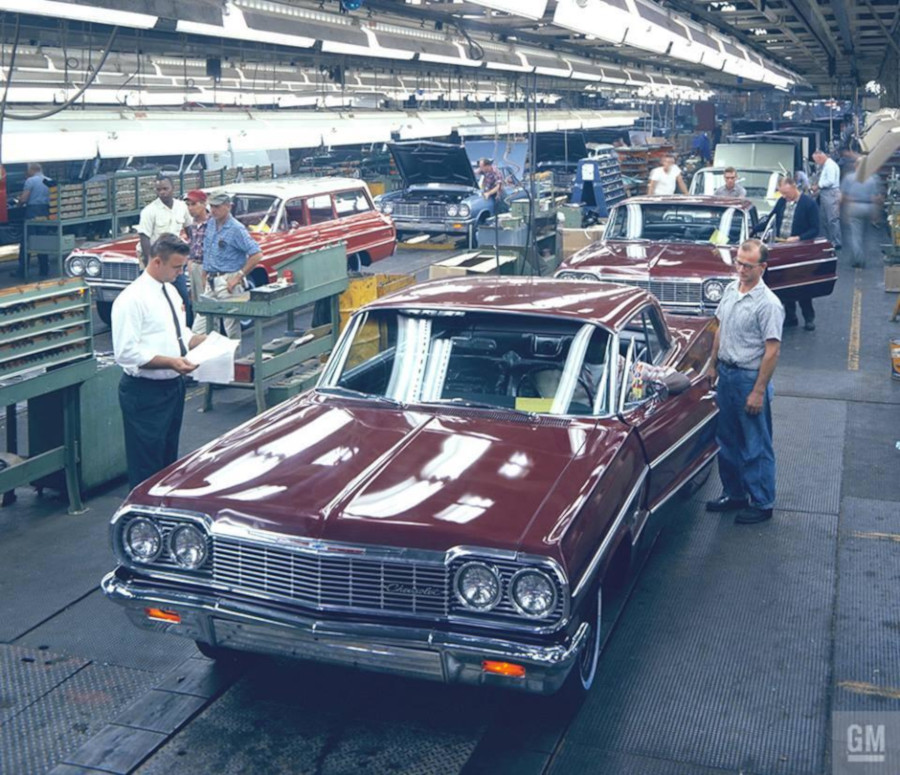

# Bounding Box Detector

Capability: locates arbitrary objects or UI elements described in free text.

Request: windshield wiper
[317,386,402,406]
[419,397,518,412]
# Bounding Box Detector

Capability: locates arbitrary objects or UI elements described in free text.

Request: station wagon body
[102,278,718,697]
[557,195,837,315]
[64,177,395,324]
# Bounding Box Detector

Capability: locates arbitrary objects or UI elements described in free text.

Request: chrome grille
[101,261,140,283]
[212,537,450,618]
[597,276,703,305]
[449,557,565,626]
[391,202,452,220]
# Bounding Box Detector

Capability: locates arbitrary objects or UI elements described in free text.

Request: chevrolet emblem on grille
[385,583,444,597]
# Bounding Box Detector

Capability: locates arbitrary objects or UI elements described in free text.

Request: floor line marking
[838,680,900,700]
[847,268,862,371]
[850,530,900,543]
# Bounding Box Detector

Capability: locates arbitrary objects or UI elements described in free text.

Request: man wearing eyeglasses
[706,238,784,525]
[197,191,263,339]
[714,167,746,198]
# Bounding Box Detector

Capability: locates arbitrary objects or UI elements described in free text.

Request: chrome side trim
[649,448,717,516]
[649,410,718,469]
[766,257,837,271]
[572,467,647,598]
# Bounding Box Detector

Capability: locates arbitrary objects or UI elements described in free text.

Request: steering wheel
[514,367,593,406]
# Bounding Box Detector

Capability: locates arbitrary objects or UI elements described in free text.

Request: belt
[206,270,238,278]
[718,359,752,370]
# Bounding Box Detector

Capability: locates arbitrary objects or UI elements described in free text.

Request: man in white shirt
[112,234,206,489]
[647,155,689,196]
[812,149,842,249]
[137,176,193,318]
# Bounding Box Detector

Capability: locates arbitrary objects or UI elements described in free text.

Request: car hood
[389,142,478,187]
[131,396,608,555]
[564,240,737,278]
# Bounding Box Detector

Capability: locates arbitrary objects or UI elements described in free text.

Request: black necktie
[162,285,187,357]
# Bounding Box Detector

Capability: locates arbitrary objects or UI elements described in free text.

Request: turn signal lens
[482,660,526,678]
[145,607,181,623]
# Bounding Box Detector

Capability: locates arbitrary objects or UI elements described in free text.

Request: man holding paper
[112,234,206,489]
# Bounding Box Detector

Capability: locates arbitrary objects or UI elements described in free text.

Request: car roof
[206,177,368,198]
[621,194,752,209]
[363,277,654,330]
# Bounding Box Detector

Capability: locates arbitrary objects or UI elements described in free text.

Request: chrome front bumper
[391,218,474,235]
[102,570,587,695]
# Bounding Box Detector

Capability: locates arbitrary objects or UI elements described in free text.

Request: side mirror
[658,371,692,396]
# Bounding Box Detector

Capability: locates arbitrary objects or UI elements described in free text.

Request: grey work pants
[844,205,873,267]
[818,189,842,247]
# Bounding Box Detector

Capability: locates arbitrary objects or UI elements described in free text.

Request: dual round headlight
[380,202,394,214]
[703,279,727,303]
[458,204,471,218]
[124,518,162,562]
[446,204,460,217]
[67,256,86,276]
[85,257,102,277]
[454,562,557,618]
[122,518,207,569]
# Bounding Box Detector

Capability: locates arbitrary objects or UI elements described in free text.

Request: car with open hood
[64,177,395,325]
[374,141,502,245]
[556,195,837,315]
[102,277,718,697]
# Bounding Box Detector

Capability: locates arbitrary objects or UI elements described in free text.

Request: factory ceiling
[0,0,896,101]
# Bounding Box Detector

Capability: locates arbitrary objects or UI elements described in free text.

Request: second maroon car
[557,195,837,315]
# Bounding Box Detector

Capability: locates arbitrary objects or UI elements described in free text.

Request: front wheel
[557,585,601,704]
[96,300,112,327]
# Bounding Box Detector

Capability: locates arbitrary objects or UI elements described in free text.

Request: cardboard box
[558,225,606,262]
[428,251,518,280]
[885,265,900,293]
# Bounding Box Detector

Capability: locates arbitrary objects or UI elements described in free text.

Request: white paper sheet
[186,331,240,384]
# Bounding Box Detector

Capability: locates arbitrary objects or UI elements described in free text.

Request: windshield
[230,194,282,232]
[606,203,744,246]
[692,170,774,199]
[320,309,614,416]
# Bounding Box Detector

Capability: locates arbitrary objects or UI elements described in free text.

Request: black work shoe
[804,320,816,331]
[706,495,749,513]
[735,507,773,524]
[784,317,799,328]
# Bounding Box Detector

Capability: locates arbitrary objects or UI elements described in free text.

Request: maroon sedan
[102,278,717,697]
[557,195,837,315]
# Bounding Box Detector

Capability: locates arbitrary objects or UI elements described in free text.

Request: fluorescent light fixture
[553,0,629,45]
[623,23,673,55]
[177,5,314,48]
[466,0,549,19]
[0,0,157,28]
[420,43,482,67]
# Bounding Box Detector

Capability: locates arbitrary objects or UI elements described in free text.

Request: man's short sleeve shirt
[202,215,260,273]
[716,280,784,370]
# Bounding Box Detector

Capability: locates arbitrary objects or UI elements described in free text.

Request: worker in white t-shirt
[648,154,689,196]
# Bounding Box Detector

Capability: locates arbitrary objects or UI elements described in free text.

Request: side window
[284,197,306,227]
[624,306,669,365]
[334,190,372,217]
[306,194,334,225]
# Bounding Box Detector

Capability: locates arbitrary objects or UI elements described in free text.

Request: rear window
[306,194,334,224]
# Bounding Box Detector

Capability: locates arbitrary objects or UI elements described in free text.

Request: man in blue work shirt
[196,191,263,339]
[17,163,51,278]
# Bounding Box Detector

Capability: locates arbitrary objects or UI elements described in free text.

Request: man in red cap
[185,189,209,311]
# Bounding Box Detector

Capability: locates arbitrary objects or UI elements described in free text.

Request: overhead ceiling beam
[829,0,855,58]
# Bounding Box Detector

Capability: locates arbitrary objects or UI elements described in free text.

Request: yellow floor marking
[847,268,862,371]
[850,531,900,543]
[838,680,900,700]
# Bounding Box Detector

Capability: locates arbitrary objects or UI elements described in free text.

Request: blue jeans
[715,364,776,509]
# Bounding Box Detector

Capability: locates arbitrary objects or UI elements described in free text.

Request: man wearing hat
[197,191,263,339]
[184,189,209,308]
